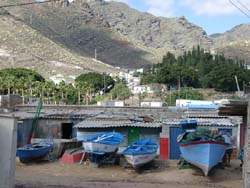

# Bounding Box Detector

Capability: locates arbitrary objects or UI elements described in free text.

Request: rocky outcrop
[1,0,249,72]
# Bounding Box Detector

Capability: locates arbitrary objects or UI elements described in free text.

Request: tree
[141,46,250,92]
[111,82,131,100]
[164,88,204,106]
[76,72,115,92]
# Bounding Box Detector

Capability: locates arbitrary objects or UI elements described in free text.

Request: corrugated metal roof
[41,114,87,120]
[74,120,162,128]
[163,118,235,127]
[187,115,228,118]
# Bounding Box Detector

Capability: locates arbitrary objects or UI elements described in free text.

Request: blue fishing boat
[178,120,228,176]
[79,132,123,154]
[123,139,158,168]
[179,140,228,175]
[17,141,53,163]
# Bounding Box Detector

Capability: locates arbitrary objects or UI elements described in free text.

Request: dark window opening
[61,123,73,139]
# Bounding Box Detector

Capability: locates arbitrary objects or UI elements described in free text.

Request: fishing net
[179,128,225,143]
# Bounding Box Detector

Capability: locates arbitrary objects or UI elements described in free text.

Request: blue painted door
[170,127,184,159]
[218,128,232,136]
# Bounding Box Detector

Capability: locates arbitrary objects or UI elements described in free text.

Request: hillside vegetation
[0,9,118,81]
[141,46,250,92]
[0,0,249,79]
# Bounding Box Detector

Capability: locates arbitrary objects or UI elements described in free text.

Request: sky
[106,0,250,35]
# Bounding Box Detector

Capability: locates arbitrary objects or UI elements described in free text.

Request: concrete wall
[17,119,33,147]
[0,116,17,188]
[36,119,79,139]
[0,95,23,108]
[244,100,250,188]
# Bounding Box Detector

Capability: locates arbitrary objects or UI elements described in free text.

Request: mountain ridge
[0,0,249,80]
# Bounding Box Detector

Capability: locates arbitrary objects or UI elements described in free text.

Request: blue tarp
[123,139,158,155]
[77,132,123,145]
[168,104,217,110]
[180,119,197,131]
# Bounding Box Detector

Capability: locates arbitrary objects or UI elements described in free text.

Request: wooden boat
[80,132,123,154]
[179,140,228,176]
[17,141,53,163]
[178,120,228,175]
[123,139,158,168]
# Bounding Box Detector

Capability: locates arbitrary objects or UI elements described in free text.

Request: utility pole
[169,88,172,106]
[103,73,105,94]
[235,75,240,92]
[178,76,181,99]
[95,48,97,60]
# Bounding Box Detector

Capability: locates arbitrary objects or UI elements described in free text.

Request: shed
[160,116,239,160]
[73,120,162,153]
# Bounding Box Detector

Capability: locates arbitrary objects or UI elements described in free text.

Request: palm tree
[75,82,83,105]
[15,77,26,96]
[85,83,94,105]
[58,81,67,103]
[43,81,55,104]
[0,77,5,94]
[6,75,15,95]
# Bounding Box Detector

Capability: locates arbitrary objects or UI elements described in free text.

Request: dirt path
[15,159,243,188]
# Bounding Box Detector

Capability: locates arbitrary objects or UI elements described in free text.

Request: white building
[97,101,125,107]
[132,84,166,94]
[140,101,163,107]
[176,99,228,108]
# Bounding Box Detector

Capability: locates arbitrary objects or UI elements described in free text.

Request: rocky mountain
[2,0,213,69]
[0,0,249,80]
[211,24,250,64]
[0,8,118,81]
[211,24,250,44]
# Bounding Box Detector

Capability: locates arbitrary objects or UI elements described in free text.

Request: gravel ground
[15,158,243,188]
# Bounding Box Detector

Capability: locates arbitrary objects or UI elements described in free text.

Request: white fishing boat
[79,132,123,154]
[123,139,158,168]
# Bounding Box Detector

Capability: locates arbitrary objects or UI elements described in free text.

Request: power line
[229,0,250,18]
[0,0,61,8]
[236,0,250,15]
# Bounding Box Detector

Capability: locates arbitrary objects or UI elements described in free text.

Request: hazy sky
[106,0,250,35]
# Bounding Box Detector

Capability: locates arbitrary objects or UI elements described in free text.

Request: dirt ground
[15,158,243,188]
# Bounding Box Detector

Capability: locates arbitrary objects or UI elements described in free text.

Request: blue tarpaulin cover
[123,139,158,155]
[77,132,123,145]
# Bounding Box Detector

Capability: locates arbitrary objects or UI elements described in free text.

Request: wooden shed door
[170,127,183,159]
[128,128,140,145]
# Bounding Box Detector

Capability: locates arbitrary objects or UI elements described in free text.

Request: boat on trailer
[17,141,53,163]
[123,139,158,168]
[79,132,123,154]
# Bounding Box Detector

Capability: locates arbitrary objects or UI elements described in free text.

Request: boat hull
[83,142,119,154]
[124,153,157,168]
[179,141,228,176]
[17,144,52,163]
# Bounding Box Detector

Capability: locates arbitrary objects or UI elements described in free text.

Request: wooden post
[244,100,250,188]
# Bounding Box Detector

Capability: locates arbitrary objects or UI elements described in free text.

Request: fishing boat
[178,120,228,176]
[80,132,123,154]
[179,140,228,175]
[17,141,53,163]
[123,139,158,168]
